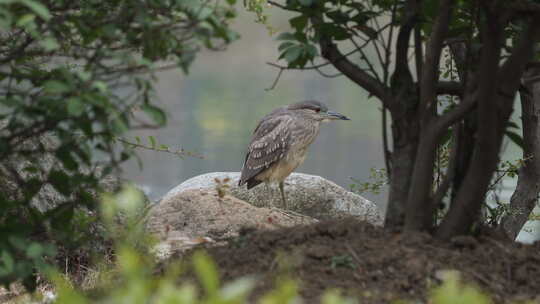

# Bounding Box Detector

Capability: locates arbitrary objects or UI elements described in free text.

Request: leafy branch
[115,137,204,159]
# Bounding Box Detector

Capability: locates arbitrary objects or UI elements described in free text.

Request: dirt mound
[187,218,540,303]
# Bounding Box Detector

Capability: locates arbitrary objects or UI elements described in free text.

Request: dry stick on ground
[499,66,540,240]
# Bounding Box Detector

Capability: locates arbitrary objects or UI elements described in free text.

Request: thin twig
[381,106,392,180]
[115,137,204,159]
[383,3,398,85]
[267,0,298,11]
[265,67,283,91]
[267,49,361,71]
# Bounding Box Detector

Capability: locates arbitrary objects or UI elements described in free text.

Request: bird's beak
[326,111,350,120]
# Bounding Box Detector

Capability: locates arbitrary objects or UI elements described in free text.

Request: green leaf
[220,277,255,301]
[141,103,167,126]
[66,97,85,116]
[21,0,51,21]
[43,80,69,94]
[0,8,13,29]
[298,0,313,6]
[92,81,108,93]
[326,10,349,23]
[148,136,156,149]
[40,37,59,51]
[16,14,35,27]
[1,251,14,274]
[278,41,295,52]
[318,24,351,41]
[331,27,351,40]
[24,178,43,200]
[289,15,308,32]
[47,203,76,232]
[505,130,524,148]
[276,32,296,41]
[506,120,519,129]
[8,237,27,251]
[26,243,43,259]
[56,146,79,172]
[284,45,302,63]
[305,44,318,57]
[431,271,490,304]
[193,251,220,296]
[111,114,129,134]
[49,170,71,196]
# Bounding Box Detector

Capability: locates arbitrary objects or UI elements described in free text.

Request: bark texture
[499,67,540,240]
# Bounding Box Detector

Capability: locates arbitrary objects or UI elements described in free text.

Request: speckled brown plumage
[238,100,349,207]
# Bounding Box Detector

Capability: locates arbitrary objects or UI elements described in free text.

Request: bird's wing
[239,114,292,187]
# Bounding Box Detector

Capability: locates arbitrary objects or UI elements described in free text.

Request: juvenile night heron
[238,100,350,207]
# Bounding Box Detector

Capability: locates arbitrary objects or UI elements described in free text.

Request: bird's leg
[264,182,275,208]
[279,181,287,209]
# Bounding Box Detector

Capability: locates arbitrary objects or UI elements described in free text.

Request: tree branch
[405,0,455,231]
[394,0,418,72]
[382,106,392,179]
[436,80,463,96]
[318,34,391,103]
[310,13,391,104]
[499,67,540,240]
[436,89,478,130]
[506,0,540,15]
[419,0,454,115]
[437,11,505,239]
[498,18,540,100]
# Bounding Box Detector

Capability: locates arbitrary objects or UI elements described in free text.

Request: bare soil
[185,218,540,303]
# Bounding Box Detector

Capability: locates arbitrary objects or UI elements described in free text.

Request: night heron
[238,100,350,208]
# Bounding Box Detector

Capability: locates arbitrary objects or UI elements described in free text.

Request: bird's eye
[314,108,321,113]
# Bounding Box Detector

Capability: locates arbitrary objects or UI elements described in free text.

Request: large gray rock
[146,189,317,259]
[163,172,383,225]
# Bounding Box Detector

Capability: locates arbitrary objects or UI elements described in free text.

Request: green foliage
[431,271,490,304]
[481,157,530,225]
[246,0,389,69]
[244,0,276,34]
[46,186,347,304]
[259,277,300,304]
[350,168,387,196]
[0,0,238,290]
[330,255,355,270]
[505,121,524,149]
[16,186,501,304]
[48,186,256,304]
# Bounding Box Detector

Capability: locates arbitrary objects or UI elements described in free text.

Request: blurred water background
[123,8,386,204]
[121,6,539,242]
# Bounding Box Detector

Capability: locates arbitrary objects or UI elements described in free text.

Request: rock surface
[163,172,383,225]
[146,189,317,259]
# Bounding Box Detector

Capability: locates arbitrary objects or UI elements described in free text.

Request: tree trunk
[499,66,540,240]
[447,39,477,206]
[437,15,540,239]
[437,18,505,239]
[404,0,454,232]
[384,109,419,228]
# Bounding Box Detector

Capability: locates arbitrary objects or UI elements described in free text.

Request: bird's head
[287,100,350,122]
